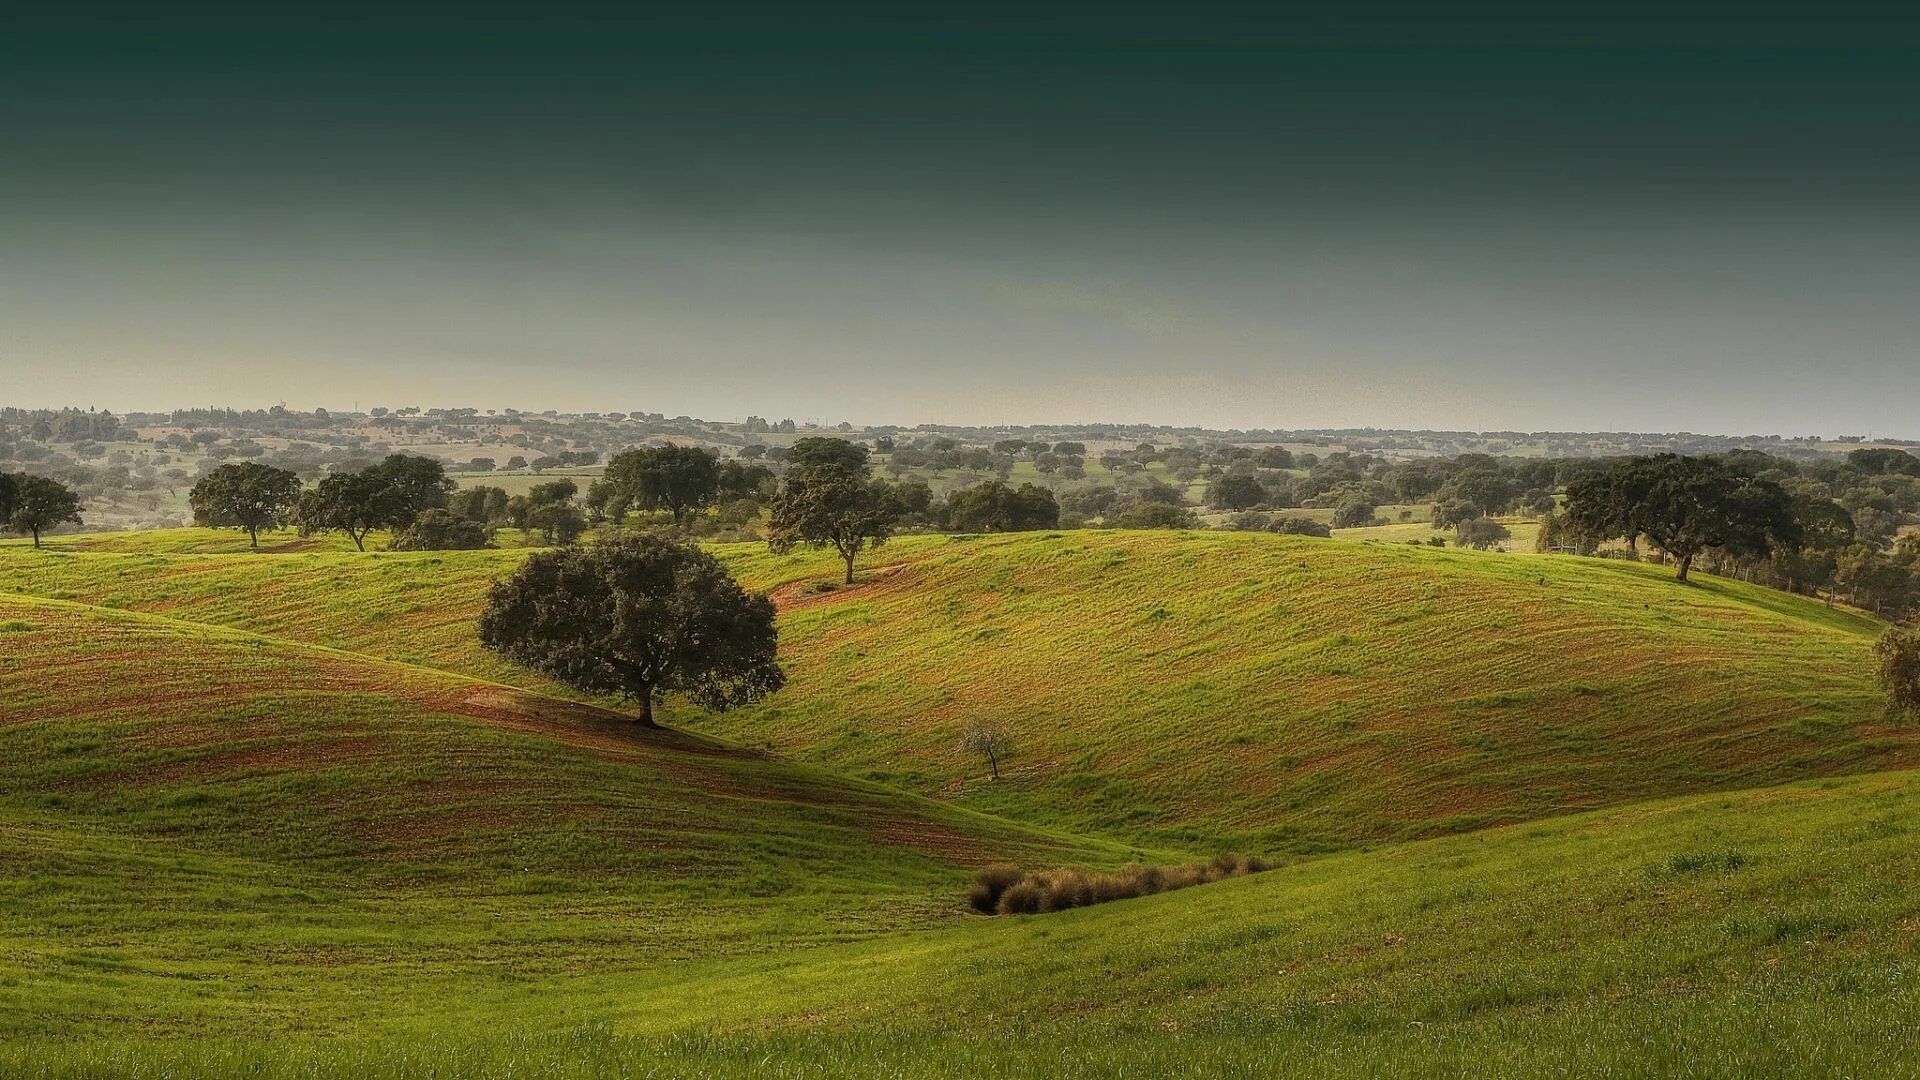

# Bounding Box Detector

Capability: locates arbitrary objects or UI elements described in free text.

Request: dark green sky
[5,14,1919,433]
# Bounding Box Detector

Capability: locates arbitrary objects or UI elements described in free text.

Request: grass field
[4,527,1915,1076]
[0,593,1134,1040]
[0,530,1896,854]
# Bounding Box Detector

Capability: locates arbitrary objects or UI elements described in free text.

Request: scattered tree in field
[960,722,1014,780]
[946,481,1059,532]
[1209,474,1266,511]
[1112,500,1197,529]
[767,464,903,584]
[299,471,390,550]
[372,455,456,523]
[1879,622,1920,716]
[1268,516,1331,537]
[1330,495,1379,528]
[478,535,784,727]
[1454,516,1512,550]
[450,485,510,525]
[390,508,491,550]
[1564,455,1800,582]
[6,474,83,547]
[600,445,720,525]
[785,437,872,475]
[190,462,301,547]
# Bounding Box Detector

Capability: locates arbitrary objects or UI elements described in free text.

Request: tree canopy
[946,481,1059,533]
[768,463,903,584]
[600,445,720,524]
[189,462,302,547]
[785,437,871,475]
[478,535,784,726]
[1564,454,1800,581]
[5,473,83,548]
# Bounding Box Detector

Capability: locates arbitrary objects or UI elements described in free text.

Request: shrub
[972,855,1272,916]
[391,508,491,550]
[1269,517,1331,538]
[967,865,1025,914]
[1878,621,1920,716]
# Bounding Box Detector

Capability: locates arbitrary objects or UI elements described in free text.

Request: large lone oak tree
[1564,454,1800,582]
[478,535,784,727]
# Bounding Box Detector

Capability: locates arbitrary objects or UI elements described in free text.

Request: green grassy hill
[1,530,1899,853]
[4,527,1919,1076]
[0,593,1126,1039]
[17,765,1920,1077]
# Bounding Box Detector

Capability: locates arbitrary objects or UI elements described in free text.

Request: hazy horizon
[7,14,1920,436]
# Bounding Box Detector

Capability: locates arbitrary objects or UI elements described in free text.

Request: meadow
[3,525,1916,1077]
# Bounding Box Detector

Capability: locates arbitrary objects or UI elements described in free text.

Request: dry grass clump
[969,855,1271,916]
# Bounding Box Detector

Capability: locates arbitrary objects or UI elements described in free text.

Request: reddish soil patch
[867,816,998,865]
[769,561,922,613]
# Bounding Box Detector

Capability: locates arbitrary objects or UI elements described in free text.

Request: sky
[4,14,1920,435]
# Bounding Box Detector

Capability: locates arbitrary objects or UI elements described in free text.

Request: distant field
[0,529,1896,854]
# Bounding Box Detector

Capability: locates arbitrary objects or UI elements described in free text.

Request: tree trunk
[1675,552,1693,582]
[30,527,41,549]
[844,549,857,585]
[351,530,366,551]
[247,524,260,548]
[987,747,999,780]
[635,688,659,728]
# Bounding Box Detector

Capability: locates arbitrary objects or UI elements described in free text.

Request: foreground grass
[0,529,1897,854]
[13,767,1920,1077]
[0,595,1127,1038]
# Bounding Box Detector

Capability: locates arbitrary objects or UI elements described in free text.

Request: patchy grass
[0,594,1131,1039]
[10,769,1920,1076]
[0,529,1897,854]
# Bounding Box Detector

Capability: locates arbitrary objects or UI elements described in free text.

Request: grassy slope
[0,529,1899,855]
[0,594,1128,1038]
[17,767,1920,1077]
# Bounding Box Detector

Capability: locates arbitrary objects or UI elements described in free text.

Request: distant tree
[190,462,301,547]
[785,437,871,475]
[386,508,488,550]
[601,445,721,525]
[717,461,774,500]
[467,457,496,471]
[1210,474,1267,511]
[1253,446,1296,469]
[946,481,1059,532]
[299,470,392,550]
[1331,495,1379,528]
[371,455,455,523]
[1848,448,1920,476]
[1112,501,1198,529]
[1877,621,1920,716]
[0,473,14,525]
[959,722,1014,781]
[479,535,784,727]
[1565,454,1800,581]
[7,474,83,547]
[767,465,903,584]
[450,485,510,524]
[736,444,768,461]
[1454,517,1512,550]
[1269,516,1331,538]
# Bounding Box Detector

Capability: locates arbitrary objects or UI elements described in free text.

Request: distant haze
[4,15,1920,436]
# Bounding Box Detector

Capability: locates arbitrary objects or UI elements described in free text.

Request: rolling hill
[4,527,1918,1077]
[0,593,1127,1039]
[0,529,1901,853]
